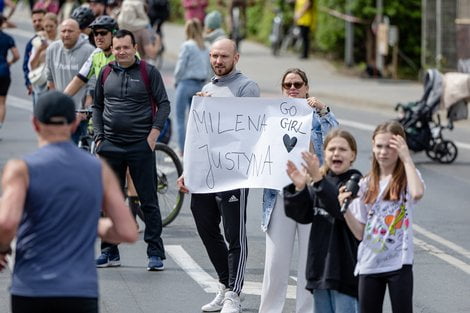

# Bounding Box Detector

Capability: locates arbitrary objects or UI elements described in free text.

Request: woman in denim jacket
[259,68,338,313]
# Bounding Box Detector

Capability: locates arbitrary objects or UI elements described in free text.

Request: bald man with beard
[177,39,260,313]
[45,18,94,143]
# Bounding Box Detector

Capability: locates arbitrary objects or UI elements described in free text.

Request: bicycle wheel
[269,14,283,56]
[154,143,184,226]
[231,6,242,49]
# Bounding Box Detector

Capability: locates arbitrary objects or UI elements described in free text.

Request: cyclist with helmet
[64,16,118,96]
[70,6,95,34]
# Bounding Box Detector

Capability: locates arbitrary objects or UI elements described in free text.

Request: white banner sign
[183,97,313,193]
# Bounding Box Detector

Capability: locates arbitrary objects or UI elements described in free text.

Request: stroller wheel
[426,140,458,164]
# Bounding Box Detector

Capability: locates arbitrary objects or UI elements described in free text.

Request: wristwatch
[317,106,330,116]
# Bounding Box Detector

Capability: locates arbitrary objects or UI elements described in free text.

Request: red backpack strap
[139,60,157,120]
[100,62,114,87]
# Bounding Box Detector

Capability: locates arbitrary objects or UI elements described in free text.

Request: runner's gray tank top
[11,141,102,297]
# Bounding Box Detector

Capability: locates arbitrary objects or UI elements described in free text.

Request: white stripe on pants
[259,194,313,313]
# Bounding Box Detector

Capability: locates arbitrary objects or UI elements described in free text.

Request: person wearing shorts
[0,14,20,132]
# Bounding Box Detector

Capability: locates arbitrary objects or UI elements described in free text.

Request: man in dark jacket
[93,29,170,271]
[22,8,45,104]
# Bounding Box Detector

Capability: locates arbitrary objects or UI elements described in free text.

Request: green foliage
[169,0,185,23]
[168,0,422,77]
[315,0,421,77]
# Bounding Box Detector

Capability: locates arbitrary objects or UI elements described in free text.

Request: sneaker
[96,251,121,268]
[147,256,164,271]
[201,283,229,312]
[220,291,241,313]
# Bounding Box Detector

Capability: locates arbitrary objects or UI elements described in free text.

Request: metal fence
[422,0,470,70]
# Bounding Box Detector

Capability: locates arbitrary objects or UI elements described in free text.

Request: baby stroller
[395,68,469,164]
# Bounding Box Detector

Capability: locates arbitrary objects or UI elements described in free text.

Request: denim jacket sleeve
[310,110,339,164]
[261,188,279,232]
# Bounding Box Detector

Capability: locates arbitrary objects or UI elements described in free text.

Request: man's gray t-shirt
[202,70,260,97]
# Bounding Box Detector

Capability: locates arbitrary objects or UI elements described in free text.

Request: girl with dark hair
[340,120,425,313]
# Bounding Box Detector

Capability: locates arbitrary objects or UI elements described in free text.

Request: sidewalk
[5,3,428,111]
[9,6,466,126]
[163,23,423,112]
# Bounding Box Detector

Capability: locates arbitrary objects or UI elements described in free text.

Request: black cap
[34,91,76,125]
[88,0,107,4]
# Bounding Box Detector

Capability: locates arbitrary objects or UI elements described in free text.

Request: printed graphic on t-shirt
[364,201,409,257]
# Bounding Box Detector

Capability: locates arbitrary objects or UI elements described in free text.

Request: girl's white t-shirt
[349,171,424,275]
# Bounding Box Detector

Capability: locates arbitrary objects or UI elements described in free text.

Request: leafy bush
[168,0,421,77]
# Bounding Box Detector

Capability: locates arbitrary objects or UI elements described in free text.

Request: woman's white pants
[259,194,313,313]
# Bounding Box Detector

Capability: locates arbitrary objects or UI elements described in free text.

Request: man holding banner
[177,38,260,313]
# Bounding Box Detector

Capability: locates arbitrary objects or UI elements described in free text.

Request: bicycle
[231,5,243,50]
[269,7,284,56]
[76,110,184,226]
[279,24,302,55]
[121,143,184,227]
[76,109,96,154]
[269,0,302,56]
[153,142,184,226]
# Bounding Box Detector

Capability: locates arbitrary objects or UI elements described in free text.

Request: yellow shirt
[295,0,316,30]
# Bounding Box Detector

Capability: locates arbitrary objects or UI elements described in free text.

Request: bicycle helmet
[89,15,119,33]
[71,7,95,30]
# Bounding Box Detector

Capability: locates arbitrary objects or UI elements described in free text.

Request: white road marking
[7,95,33,112]
[166,245,297,298]
[8,91,470,152]
[338,118,470,151]
[414,224,470,260]
[414,237,470,275]
[8,93,470,275]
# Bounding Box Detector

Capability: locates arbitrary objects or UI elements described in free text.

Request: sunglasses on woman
[282,81,305,89]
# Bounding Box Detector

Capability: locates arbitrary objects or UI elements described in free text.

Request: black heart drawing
[283,134,297,153]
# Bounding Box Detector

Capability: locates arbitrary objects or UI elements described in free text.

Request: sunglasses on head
[94,30,109,37]
[282,81,305,89]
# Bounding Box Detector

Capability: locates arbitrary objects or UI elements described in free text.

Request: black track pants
[190,189,248,295]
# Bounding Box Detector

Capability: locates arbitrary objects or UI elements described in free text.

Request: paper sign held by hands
[183,97,313,193]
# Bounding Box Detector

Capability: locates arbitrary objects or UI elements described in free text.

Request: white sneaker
[220,291,241,313]
[201,283,229,312]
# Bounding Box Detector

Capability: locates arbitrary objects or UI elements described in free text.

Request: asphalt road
[0,11,469,313]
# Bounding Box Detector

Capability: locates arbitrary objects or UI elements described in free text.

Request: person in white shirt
[340,120,425,313]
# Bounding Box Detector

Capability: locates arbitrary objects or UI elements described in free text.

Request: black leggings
[12,295,98,313]
[359,265,413,313]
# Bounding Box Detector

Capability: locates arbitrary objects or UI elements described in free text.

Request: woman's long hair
[185,18,205,50]
[319,128,357,176]
[363,121,407,204]
[280,68,310,98]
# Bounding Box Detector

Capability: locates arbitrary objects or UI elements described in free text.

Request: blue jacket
[261,110,338,231]
[23,36,35,86]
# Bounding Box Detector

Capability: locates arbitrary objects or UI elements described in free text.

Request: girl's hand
[195,91,211,97]
[338,186,352,207]
[286,160,308,191]
[389,134,412,163]
[301,151,322,183]
[306,96,326,110]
